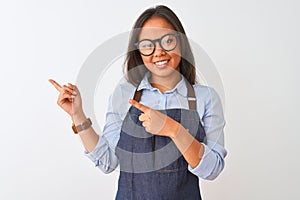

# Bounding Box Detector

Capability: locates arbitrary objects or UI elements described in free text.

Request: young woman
[49,5,227,200]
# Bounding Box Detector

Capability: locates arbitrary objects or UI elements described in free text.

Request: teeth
[155,60,168,65]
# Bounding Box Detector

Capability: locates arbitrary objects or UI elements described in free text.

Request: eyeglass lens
[138,34,177,56]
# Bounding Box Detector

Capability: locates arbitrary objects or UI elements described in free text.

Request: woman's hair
[123,5,196,86]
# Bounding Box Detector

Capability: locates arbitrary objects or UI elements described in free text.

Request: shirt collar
[137,72,188,97]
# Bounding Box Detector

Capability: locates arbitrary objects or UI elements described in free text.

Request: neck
[149,73,181,93]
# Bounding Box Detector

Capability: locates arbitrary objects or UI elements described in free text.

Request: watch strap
[72,118,92,134]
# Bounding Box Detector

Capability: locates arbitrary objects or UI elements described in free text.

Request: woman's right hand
[48,79,83,118]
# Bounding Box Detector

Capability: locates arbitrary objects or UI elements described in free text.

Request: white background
[1,0,299,199]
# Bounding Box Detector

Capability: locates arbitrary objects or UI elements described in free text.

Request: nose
[153,41,166,56]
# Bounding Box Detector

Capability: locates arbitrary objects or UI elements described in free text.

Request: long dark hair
[124,5,196,86]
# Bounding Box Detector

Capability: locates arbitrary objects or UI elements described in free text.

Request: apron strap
[133,89,143,102]
[185,79,197,110]
[132,79,197,110]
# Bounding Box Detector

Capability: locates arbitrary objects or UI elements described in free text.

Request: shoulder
[193,84,219,101]
[111,81,136,100]
[107,81,136,114]
[192,84,223,113]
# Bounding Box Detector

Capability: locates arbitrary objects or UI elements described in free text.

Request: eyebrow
[139,32,176,41]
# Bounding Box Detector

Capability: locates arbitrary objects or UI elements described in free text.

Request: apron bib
[115,81,206,200]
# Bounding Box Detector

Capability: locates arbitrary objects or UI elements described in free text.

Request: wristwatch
[72,118,92,134]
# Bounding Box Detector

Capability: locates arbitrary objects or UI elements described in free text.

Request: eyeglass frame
[134,33,181,56]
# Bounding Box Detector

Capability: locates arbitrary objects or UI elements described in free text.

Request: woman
[49,5,227,200]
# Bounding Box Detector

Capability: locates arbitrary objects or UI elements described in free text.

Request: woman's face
[138,16,181,81]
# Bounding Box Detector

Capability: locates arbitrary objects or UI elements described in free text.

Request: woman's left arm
[177,87,227,180]
[129,87,227,180]
[169,125,205,168]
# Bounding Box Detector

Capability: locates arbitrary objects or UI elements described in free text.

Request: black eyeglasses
[135,33,180,56]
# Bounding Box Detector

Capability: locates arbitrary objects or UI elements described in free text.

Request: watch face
[71,118,91,134]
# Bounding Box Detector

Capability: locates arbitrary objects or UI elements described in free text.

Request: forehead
[139,16,176,40]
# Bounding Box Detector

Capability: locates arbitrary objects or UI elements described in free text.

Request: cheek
[170,50,182,67]
[141,55,152,64]
[141,56,154,71]
[172,44,181,64]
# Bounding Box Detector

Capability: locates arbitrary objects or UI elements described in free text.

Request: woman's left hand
[129,99,181,138]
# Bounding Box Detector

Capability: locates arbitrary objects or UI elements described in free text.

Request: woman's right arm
[49,79,132,173]
[48,79,99,153]
[72,111,99,153]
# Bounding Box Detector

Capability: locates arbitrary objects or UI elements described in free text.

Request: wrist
[72,111,87,125]
[169,121,182,139]
[72,118,92,134]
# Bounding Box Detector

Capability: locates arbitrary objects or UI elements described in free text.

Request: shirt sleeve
[188,86,227,180]
[84,83,134,174]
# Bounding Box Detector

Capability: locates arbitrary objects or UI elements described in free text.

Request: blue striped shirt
[85,74,227,180]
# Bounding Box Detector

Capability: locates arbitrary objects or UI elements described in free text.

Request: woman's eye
[142,43,152,48]
[166,39,173,43]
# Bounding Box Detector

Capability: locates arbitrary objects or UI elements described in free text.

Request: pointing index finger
[48,79,62,92]
[129,99,150,113]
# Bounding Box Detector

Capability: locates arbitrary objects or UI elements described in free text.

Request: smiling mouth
[154,59,170,67]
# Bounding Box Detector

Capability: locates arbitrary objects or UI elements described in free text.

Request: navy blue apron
[115,81,206,200]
